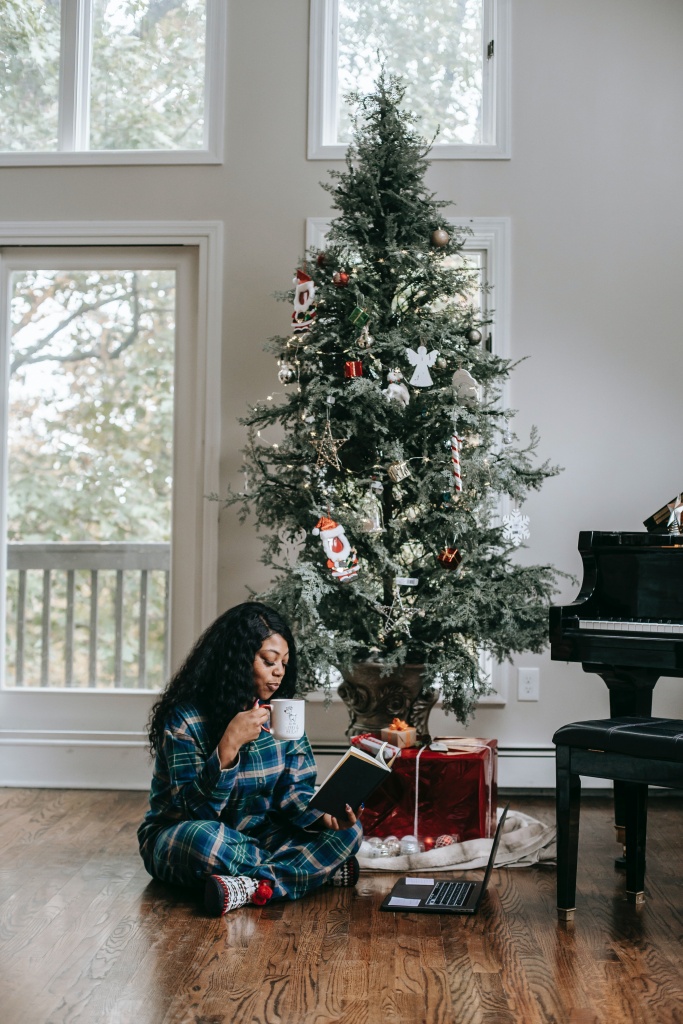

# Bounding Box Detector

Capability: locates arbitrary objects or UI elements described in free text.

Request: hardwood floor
[1,790,683,1024]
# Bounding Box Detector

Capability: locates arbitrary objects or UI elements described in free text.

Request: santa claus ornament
[312,515,360,583]
[291,269,316,336]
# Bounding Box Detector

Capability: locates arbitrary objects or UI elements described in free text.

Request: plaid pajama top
[138,702,324,868]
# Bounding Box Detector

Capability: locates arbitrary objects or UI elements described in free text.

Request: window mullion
[58,0,93,153]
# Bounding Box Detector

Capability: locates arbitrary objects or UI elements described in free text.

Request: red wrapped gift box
[359,738,497,842]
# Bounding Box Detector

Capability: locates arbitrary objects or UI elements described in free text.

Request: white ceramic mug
[261,698,305,740]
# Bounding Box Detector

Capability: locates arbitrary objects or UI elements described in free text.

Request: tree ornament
[436,356,448,369]
[466,328,483,346]
[450,431,463,494]
[312,515,359,583]
[451,367,481,404]
[291,269,316,336]
[348,306,370,326]
[406,345,438,387]
[358,490,384,534]
[382,368,410,407]
[316,251,326,267]
[437,547,462,570]
[502,508,531,547]
[434,834,456,848]
[431,228,450,248]
[277,526,307,567]
[311,418,347,470]
[387,460,411,483]
[333,271,350,288]
[344,360,363,378]
[357,325,373,348]
[502,429,513,445]
[277,361,295,384]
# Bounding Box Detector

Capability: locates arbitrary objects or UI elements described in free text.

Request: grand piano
[549,529,683,851]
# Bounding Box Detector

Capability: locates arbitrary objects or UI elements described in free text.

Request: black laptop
[380,804,509,915]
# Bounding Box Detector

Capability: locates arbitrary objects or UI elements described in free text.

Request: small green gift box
[348,306,370,326]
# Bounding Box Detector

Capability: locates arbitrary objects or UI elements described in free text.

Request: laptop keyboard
[425,881,474,908]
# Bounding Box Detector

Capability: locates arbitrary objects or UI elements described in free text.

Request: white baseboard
[0,729,152,789]
[314,745,608,791]
[0,731,607,792]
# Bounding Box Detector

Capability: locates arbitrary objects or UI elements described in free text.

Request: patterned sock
[326,855,360,888]
[204,875,274,916]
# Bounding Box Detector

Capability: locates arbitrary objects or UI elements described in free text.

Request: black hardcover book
[307,745,393,819]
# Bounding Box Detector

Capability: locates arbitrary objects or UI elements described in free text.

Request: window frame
[307,0,511,161]
[0,0,227,167]
[305,215,511,706]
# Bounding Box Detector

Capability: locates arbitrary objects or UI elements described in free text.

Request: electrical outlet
[518,667,540,701]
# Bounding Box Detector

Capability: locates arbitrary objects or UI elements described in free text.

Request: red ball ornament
[333,271,350,288]
[422,836,435,850]
[344,360,363,378]
[316,252,327,267]
[435,834,455,848]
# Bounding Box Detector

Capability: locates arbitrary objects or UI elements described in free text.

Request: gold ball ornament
[431,228,450,248]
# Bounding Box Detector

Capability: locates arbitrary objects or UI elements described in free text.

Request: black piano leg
[596,667,657,869]
[624,782,648,903]
[556,746,581,919]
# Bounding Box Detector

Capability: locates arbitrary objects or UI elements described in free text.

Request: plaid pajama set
[137,703,363,901]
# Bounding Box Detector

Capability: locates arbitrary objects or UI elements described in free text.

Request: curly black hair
[147,601,297,754]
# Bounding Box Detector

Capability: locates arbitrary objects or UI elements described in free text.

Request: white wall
[2,0,683,787]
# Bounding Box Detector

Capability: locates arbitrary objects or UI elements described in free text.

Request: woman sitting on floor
[138,601,362,916]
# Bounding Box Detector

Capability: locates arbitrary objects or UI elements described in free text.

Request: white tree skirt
[358,807,556,873]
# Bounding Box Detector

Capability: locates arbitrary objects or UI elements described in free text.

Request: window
[0,0,226,165]
[5,263,175,689]
[308,0,510,160]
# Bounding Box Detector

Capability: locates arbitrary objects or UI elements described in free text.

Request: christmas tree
[226,73,561,723]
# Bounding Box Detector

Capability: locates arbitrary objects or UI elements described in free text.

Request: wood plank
[2,793,683,1024]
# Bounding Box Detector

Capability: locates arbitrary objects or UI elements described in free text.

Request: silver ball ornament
[431,228,450,248]
[436,356,448,369]
[277,362,295,384]
[466,328,483,345]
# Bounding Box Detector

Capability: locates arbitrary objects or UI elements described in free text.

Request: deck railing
[5,543,170,689]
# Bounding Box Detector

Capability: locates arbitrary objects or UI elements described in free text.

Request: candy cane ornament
[450,431,463,495]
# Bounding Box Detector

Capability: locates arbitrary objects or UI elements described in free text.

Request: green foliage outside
[5,269,174,688]
[338,0,484,145]
[226,74,563,722]
[0,0,206,153]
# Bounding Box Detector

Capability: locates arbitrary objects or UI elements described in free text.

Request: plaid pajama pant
[138,702,363,901]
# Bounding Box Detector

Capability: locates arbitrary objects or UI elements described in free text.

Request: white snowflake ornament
[502,508,530,547]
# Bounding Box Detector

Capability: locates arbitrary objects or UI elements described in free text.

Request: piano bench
[553,716,683,918]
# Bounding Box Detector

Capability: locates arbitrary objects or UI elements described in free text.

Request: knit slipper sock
[204,875,273,917]
[326,855,360,887]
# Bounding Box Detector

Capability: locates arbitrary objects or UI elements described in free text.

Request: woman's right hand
[217,703,269,769]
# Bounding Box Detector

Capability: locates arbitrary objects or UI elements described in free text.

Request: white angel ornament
[406,345,438,387]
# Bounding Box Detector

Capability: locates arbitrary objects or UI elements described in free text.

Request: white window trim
[308,0,511,161]
[0,0,227,167]
[0,219,224,682]
[305,215,511,707]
